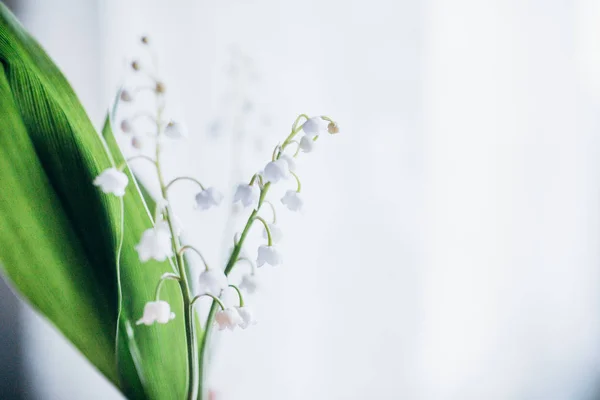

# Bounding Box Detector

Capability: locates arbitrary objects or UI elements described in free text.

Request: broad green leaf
[0,4,187,399]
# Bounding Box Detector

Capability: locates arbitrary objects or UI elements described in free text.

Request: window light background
[6,0,600,399]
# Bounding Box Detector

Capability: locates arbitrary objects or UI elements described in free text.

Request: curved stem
[178,245,210,271]
[254,216,272,246]
[165,176,206,192]
[263,200,277,224]
[290,171,302,193]
[191,294,226,310]
[228,285,244,307]
[155,273,181,301]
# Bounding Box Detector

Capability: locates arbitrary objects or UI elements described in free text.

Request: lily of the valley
[236,306,256,329]
[198,268,228,296]
[234,183,260,207]
[263,223,283,243]
[195,187,223,210]
[136,301,175,326]
[257,244,282,267]
[93,168,129,197]
[215,308,242,331]
[299,135,315,153]
[239,274,258,294]
[281,190,303,212]
[135,220,173,262]
[263,159,290,183]
[301,116,326,137]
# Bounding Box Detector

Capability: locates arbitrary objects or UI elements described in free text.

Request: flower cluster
[92,35,339,399]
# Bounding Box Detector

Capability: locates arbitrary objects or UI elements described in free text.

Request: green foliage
[0,4,187,399]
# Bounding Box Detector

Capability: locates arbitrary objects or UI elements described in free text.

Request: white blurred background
[3,0,600,399]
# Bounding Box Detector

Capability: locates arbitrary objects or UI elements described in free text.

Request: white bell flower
[198,268,228,296]
[136,301,175,326]
[195,187,223,210]
[299,135,315,153]
[215,308,242,331]
[239,274,258,294]
[135,220,173,262]
[263,223,283,243]
[301,116,326,137]
[236,306,257,329]
[279,154,297,173]
[257,245,282,267]
[93,168,129,197]
[263,159,290,183]
[234,183,260,208]
[281,190,303,212]
[164,120,188,139]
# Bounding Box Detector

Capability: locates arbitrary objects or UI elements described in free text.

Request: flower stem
[198,182,271,399]
[155,110,199,400]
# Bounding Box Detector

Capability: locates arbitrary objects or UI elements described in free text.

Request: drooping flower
[195,187,223,210]
[135,220,173,262]
[234,183,260,208]
[281,190,303,212]
[263,223,283,244]
[93,168,129,197]
[136,301,175,326]
[301,116,326,137]
[236,306,257,329]
[215,308,242,331]
[164,120,188,139]
[263,159,290,183]
[239,274,258,294]
[257,245,282,267]
[279,154,297,173]
[198,268,229,296]
[299,135,315,153]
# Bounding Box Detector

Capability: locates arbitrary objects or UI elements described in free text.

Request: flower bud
[120,89,134,102]
[155,81,166,94]
[120,119,133,133]
[327,121,339,134]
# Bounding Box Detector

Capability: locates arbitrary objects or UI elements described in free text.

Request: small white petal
[136,301,175,326]
[262,223,283,243]
[164,120,188,139]
[215,308,242,331]
[239,274,258,294]
[281,190,303,212]
[263,159,290,183]
[301,116,326,137]
[195,187,223,210]
[93,168,129,197]
[233,183,260,208]
[257,245,282,267]
[299,135,315,153]
[135,220,173,262]
[236,306,257,329]
[198,269,228,296]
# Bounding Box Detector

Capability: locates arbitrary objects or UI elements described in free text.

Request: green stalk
[197,182,271,399]
[155,116,198,400]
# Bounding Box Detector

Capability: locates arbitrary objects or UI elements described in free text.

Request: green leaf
[0,4,187,399]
